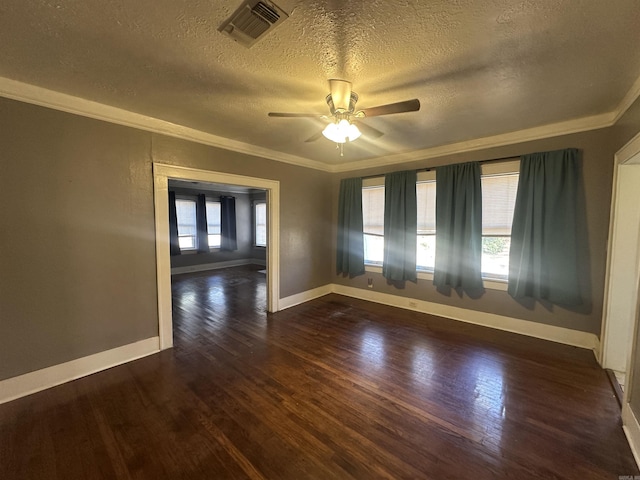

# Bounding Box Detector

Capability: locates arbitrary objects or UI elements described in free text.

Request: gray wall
[0,97,332,380]
[612,93,640,150]
[169,186,259,269]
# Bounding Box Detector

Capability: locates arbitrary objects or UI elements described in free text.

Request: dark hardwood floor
[1,264,638,479]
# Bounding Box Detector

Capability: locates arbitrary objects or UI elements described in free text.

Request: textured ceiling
[1,0,639,166]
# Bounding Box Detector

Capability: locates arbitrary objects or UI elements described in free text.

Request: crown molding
[1,72,640,175]
[0,77,331,173]
[613,74,640,124]
[329,111,616,173]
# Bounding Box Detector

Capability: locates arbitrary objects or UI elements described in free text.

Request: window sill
[364,264,508,291]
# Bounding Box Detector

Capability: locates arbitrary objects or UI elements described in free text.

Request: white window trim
[364,264,508,291]
[481,159,520,176]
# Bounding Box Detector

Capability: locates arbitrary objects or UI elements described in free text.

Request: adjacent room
[1,1,640,478]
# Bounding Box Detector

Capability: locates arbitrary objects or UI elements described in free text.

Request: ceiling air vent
[219,0,289,48]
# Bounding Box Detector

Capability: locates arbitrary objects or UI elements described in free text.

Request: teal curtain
[433,162,483,293]
[336,177,365,276]
[196,194,209,253]
[508,148,582,305]
[383,170,417,282]
[220,196,237,251]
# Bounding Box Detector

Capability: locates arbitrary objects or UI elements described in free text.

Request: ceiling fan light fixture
[322,119,361,143]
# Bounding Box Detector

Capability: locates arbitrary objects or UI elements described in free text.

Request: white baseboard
[279,284,333,310]
[593,341,602,366]
[171,258,265,275]
[623,403,640,470]
[0,337,160,405]
[330,284,600,351]
[614,370,627,391]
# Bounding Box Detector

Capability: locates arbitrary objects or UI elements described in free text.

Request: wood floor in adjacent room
[1,265,637,479]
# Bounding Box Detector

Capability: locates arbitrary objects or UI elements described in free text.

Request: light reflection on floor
[465,351,506,454]
[360,328,386,369]
[411,344,435,388]
[410,341,506,454]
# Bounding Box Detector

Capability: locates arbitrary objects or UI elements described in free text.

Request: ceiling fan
[268,79,420,155]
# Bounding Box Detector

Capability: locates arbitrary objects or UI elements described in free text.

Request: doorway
[153,163,280,350]
[601,133,640,387]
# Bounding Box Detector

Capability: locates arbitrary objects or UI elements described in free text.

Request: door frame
[152,163,280,349]
[601,132,640,378]
[619,134,640,469]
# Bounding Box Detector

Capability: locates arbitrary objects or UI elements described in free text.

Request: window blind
[417,181,436,234]
[176,199,197,238]
[482,174,519,235]
[362,186,384,235]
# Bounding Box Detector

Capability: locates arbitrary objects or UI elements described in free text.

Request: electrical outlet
[367,278,374,288]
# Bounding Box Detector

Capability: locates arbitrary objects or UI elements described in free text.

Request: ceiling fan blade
[360,99,420,118]
[354,121,384,139]
[268,112,325,118]
[267,112,326,118]
[304,130,324,143]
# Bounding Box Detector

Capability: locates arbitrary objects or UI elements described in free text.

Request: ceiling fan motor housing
[326,92,359,115]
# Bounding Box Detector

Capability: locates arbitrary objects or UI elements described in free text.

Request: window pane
[482,174,519,235]
[255,202,267,247]
[205,201,221,247]
[208,234,221,248]
[417,182,435,269]
[481,173,518,277]
[362,187,384,236]
[481,237,511,278]
[364,234,384,264]
[363,186,384,264]
[417,181,436,234]
[178,235,195,249]
[206,202,221,235]
[417,234,436,270]
[175,199,196,249]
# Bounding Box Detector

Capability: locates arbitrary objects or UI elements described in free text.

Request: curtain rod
[359,155,520,180]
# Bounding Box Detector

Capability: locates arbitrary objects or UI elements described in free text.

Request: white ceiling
[1,0,639,168]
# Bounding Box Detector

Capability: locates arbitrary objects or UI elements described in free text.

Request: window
[175,199,196,250]
[206,201,221,248]
[360,164,518,284]
[416,178,436,270]
[363,172,434,268]
[255,202,267,247]
[362,186,385,264]
[481,169,519,278]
